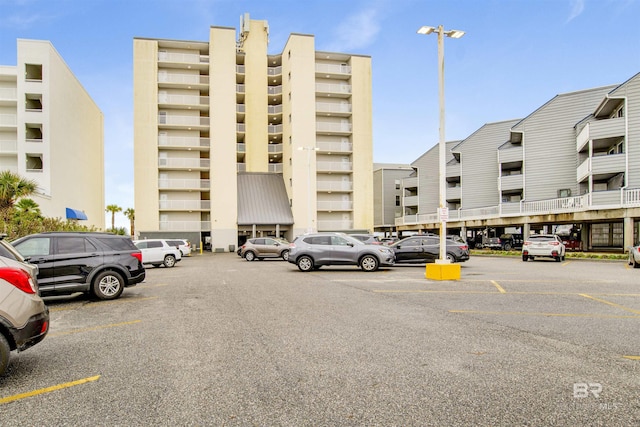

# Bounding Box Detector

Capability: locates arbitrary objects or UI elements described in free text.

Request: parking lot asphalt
[1,253,639,426]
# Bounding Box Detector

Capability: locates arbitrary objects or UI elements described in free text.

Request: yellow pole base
[425,263,461,280]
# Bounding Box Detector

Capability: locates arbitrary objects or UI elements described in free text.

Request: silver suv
[0,266,49,376]
[287,232,395,272]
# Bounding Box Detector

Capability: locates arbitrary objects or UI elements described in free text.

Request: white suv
[133,239,182,268]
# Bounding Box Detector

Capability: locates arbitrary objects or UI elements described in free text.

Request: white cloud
[567,0,585,22]
[323,7,381,52]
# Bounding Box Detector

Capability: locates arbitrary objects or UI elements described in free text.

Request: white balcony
[267,66,282,76]
[316,102,352,115]
[446,186,461,200]
[158,52,209,65]
[158,158,210,169]
[317,161,352,172]
[446,162,460,178]
[316,122,352,133]
[237,163,246,172]
[0,88,17,104]
[268,85,283,95]
[158,115,209,128]
[158,179,210,190]
[500,174,523,191]
[159,221,211,231]
[317,141,352,152]
[402,177,418,189]
[268,144,283,153]
[316,83,352,96]
[317,200,353,211]
[268,105,283,114]
[0,140,18,153]
[403,196,419,206]
[157,73,209,86]
[268,163,283,173]
[315,63,351,75]
[158,94,209,108]
[159,200,211,210]
[576,117,625,152]
[592,153,625,177]
[268,124,283,134]
[158,136,210,149]
[499,145,523,163]
[317,181,353,192]
[317,220,353,230]
[577,158,591,182]
[0,113,17,128]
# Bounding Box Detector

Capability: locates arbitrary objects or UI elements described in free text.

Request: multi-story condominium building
[133,15,373,251]
[397,73,640,251]
[0,39,104,228]
[373,163,413,235]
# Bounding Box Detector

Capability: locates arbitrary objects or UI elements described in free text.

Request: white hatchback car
[133,239,182,268]
[522,234,566,262]
[165,239,191,257]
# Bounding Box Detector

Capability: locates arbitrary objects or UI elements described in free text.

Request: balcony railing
[315,63,351,74]
[316,122,352,133]
[268,163,283,173]
[267,85,283,95]
[0,88,17,101]
[159,221,211,231]
[267,66,282,76]
[268,124,283,134]
[268,105,283,114]
[317,181,353,191]
[576,117,625,152]
[317,200,353,210]
[393,188,640,226]
[237,143,245,153]
[317,161,352,172]
[317,141,352,152]
[316,83,352,94]
[403,196,419,206]
[159,200,211,210]
[499,145,523,164]
[402,177,418,189]
[0,140,17,152]
[159,94,209,107]
[0,114,17,127]
[158,179,210,190]
[317,220,353,230]
[500,174,524,191]
[268,144,283,153]
[158,52,209,64]
[158,73,209,86]
[158,115,210,127]
[158,158,210,169]
[237,163,246,172]
[158,136,210,148]
[316,102,352,114]
[446,163,460,178]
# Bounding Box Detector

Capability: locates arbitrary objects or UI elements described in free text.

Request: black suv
[12,232,145,300]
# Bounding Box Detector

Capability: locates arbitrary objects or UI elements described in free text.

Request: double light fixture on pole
[416,25,465,264]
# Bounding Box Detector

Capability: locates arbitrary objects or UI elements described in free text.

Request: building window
[25,64,42,81]
[25,94,43,111]
[395,195,400,206]
[25,124,43,142]
[26,153,43,171]
[395,180,400,190]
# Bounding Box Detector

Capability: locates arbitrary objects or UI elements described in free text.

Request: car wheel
[360,255,379,272]
[633,256,640,269]
[503,243,512,251]
[281,250,289,261]
[522,255,528,262]
[555,256,561,262]
[0,333,9,377]
[297,256,313,272]
[446,253,456,263]
[92,271,124,300]
[244,251,256,261]
[163,255,176,268]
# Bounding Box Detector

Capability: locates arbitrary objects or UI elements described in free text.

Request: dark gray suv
[287,232,395,272]
[12,232,145,300]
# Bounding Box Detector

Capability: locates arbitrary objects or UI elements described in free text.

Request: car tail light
[0,267,36,294]
[523,241,531,246]
[131,251,143,262]
[460,245,468,251]
[41,320,49,334]
[289,242,296,248]
[550,242,560,246]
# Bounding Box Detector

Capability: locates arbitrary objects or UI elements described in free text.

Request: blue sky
[1,0,640,229]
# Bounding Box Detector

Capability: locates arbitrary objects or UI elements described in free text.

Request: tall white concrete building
[133,15,373,251]
[0,39,104,228]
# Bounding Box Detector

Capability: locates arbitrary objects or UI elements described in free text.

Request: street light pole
[298,146,319,233]
[417,24,465,263]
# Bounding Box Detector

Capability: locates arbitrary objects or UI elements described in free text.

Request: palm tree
[105,204,122,230]
[0,171,38,210]
[124,208,135,236]
[14,198,41,217]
